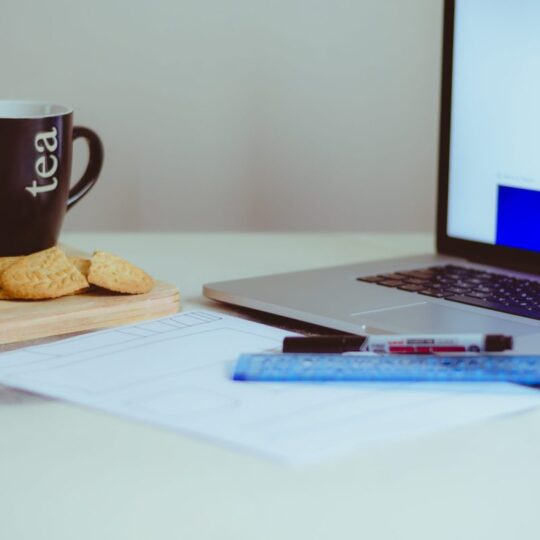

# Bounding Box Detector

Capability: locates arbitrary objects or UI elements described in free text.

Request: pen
[282,333,513,354]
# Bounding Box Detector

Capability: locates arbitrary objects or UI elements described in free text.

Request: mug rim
[0,100,73,119]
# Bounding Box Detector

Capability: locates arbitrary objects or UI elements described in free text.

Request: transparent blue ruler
[233,354,540,384]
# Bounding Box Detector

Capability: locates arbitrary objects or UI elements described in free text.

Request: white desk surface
[2,232,539,540]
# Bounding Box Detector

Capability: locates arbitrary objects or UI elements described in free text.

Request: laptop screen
[446,0,540,252]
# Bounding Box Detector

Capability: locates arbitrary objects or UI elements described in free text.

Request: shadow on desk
[199,296,353,336]
[0,385,50,406]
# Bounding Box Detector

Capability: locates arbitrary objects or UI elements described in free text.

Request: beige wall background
[0,0,443,232]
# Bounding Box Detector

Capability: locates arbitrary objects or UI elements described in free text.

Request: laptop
[204,0,540,353]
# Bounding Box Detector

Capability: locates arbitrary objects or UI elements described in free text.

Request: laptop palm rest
[353,303,540,337]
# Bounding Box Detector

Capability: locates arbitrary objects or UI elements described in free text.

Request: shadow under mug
[0,100,103,256]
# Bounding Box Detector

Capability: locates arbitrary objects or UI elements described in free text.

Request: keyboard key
[378,280,403,288]
[467,278,487,285]
[466,291,491,299]
[357,275,385,283]
[404,278,430,285]
[445,287,470,294]
[398,284,425,292]
[419,289,447,298]
[474,286,493,293]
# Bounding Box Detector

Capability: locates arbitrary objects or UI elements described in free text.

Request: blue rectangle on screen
[496,185,540,252]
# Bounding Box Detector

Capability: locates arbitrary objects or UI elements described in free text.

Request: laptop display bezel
[436,0,540,274]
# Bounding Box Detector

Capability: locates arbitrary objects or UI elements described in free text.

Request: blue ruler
[233,354,540,384]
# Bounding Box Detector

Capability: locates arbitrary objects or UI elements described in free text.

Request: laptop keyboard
[357,264,540,321]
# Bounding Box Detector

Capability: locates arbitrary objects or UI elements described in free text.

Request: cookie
[0,289,12,300]
[0,258,19,300]
[1,246,89,299]
[69,257,91,277]
[0,256,21,275]
[88,251,154,294]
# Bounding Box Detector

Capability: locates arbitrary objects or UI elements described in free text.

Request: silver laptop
[204,0,540,353]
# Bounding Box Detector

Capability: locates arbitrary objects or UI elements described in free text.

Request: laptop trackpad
[355,303,540,336]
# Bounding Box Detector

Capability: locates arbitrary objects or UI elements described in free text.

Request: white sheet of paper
[0,310,538,465]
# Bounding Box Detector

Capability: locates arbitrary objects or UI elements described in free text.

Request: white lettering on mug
[34,128,59,152]
[26,127,59,197]
[35,155,58,179]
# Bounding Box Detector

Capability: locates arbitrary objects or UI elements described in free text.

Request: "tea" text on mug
[25,127,59,197]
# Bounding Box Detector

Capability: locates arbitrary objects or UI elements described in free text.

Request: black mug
[0,100,103,255]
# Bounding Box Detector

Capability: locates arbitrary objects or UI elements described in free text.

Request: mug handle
[67,126,104,210]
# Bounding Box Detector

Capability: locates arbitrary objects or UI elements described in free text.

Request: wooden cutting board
[0,248,180,345]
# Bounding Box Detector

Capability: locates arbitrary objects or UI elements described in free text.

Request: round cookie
[1,246,89,300]
[0,289,12,300]
[0,256,22,275]
[0,257,21,300]
[88,251,154,294]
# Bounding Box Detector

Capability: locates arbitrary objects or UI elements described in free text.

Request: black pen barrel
[283,336,366,353]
